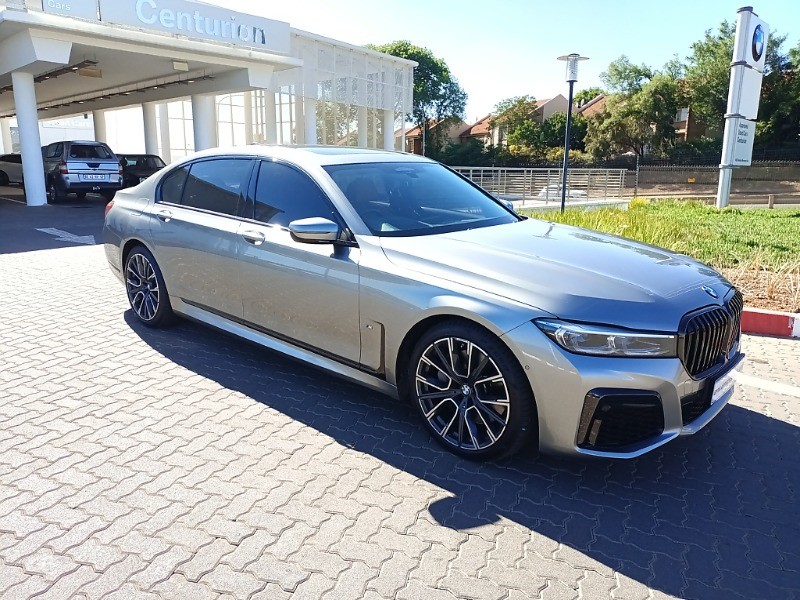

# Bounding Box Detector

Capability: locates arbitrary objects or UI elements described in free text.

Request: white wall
[104,107,146,153]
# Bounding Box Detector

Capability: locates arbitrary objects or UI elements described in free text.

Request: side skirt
[171,297,400,400]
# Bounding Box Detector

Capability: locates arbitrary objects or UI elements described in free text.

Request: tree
[585,73,684,158]
[573,87,604,106]
[368,41,467,155]
[488,96,543,157]
[685,22,799,142]
[683,22,736,133]
[755,37,800,144]
[601,56,653,95]
[540,112,588,151]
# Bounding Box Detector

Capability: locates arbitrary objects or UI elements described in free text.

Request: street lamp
[557,53,589,212]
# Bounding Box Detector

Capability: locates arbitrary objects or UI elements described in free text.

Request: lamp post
[557,53,589,212]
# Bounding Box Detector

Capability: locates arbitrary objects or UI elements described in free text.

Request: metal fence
[453,167,627,205]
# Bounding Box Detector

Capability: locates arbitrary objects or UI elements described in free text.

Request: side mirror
[288,217,340,244]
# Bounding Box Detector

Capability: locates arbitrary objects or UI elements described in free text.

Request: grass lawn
[521,199,800,311]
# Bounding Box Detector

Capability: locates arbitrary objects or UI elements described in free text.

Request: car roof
[185,145,434,168]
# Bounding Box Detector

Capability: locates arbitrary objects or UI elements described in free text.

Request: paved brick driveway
[1,237,799,599]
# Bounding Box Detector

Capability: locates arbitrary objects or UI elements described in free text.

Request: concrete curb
[742,307,800,338]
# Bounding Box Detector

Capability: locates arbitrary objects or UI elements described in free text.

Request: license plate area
[711,369,736,405]
[82,174,106,181]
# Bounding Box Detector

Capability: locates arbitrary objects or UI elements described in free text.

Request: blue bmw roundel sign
[752,24,765,62]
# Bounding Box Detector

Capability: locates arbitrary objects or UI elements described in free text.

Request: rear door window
[180,159,254,216]
[159,165,190,205]
[45,143,63,159]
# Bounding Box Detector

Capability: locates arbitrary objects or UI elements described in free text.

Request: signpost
[716,6,769,208]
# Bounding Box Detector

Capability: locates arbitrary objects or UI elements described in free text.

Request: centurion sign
[42,0,291,54]
[716,6,769,208]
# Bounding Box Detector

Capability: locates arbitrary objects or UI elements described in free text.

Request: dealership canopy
[0,0,415,206]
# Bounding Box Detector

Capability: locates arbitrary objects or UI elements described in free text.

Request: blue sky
[217,0,797,124]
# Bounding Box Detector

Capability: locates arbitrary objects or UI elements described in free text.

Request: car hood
[379,218,731,330]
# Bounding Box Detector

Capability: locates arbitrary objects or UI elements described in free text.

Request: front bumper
[502,321,744,458]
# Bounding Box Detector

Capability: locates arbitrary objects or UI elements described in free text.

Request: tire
[76,192,87,200]
[0,171,9,186]
[102,190,116,201]
[47,181,64,204]
[124,245,175,328]
[406,320,538,460]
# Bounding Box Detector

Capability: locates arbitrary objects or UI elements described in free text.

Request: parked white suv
[0,153,23,186]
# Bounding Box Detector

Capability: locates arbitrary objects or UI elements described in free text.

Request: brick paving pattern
[1,244,799,599]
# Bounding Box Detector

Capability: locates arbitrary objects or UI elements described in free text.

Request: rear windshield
[69,144,113,159]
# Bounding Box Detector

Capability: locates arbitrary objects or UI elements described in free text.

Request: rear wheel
[0,171,9,186]
[124,245,174,328]
[47,181,64,204]
[406,320,538,460]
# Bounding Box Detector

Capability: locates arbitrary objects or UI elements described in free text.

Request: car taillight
[105,199,114,218]
[58,162,69,174]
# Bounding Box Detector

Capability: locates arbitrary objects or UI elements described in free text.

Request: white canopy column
[11,71,46,206]
[382,109,394,151]
[158,104,172,163]
[243,91,254,145]
[191,94,218,151]
[303,97,317,145]
[357,106,368,147]
[0,118,12,153]
[92,110,107,143]
[264,92,277,144]
[142,102,159,155]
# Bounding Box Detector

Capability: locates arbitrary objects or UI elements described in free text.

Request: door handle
[241,230,266,245]
[156,209,172,222]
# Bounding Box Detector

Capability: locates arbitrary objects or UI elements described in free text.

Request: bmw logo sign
[702,285,719,299]
[752,24,765,62]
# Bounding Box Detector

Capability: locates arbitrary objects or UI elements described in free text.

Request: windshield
[324,162,518,236]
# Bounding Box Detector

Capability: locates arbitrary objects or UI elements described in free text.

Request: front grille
[679,290,743,377]
[578,390,664,451]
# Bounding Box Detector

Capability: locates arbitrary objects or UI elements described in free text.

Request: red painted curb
[741,307,800,338]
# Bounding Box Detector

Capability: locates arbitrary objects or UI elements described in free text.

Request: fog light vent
[578,389,664,450]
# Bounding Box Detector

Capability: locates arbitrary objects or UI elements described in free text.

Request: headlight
[535,319,677,358]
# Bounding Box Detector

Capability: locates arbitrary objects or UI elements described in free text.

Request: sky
[215,0,798,125]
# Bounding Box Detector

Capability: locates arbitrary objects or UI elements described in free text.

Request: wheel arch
[395,312,517,400]
[121,238,152,271]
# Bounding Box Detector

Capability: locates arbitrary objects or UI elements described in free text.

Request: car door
[237,159,361,365]
[148,157,256,320]
[43,143,62,179]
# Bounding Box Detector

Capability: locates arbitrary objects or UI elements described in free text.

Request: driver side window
[252,161,337,227]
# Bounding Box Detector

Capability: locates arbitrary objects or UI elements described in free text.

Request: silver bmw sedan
[103,146,744,460]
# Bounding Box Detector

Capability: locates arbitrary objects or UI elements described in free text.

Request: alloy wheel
[126,253,160,321]
[415,337,510,451]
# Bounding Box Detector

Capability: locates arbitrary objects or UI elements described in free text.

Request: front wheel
[406,321,538,460]
[124,245,174,327]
